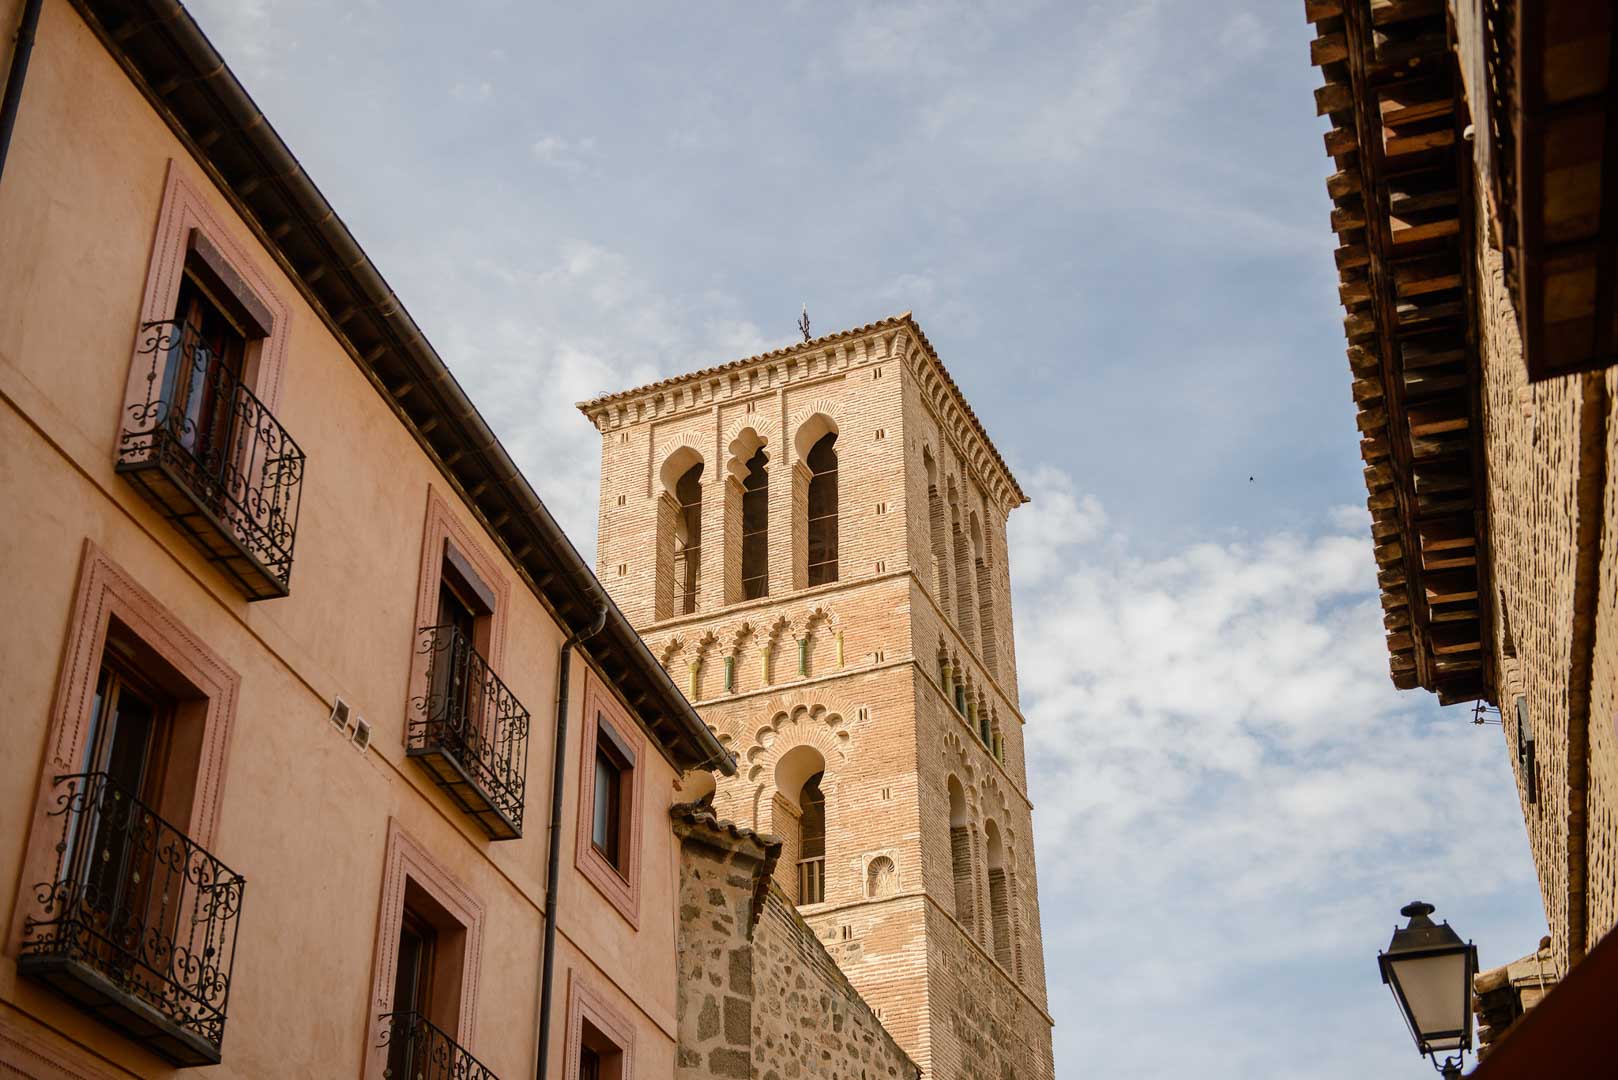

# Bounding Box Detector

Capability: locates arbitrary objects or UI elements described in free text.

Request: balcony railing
[118,320,305,600]
[408,624,531,840]
[379,1011,500,1080]
[19,773,246,1067]
[798,856,825,906]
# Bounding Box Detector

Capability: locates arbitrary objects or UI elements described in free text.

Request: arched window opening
[972,512,999,677]
[948,776,975,933]
[924,450,951,608]
[866,855,897,898]
[798,773,826,904]
[950,496,978,647]
[774,746,828,906]
[806,433,839,586]
[741,449,769,600]
[986,821,1013,970]
[675,463,703,614]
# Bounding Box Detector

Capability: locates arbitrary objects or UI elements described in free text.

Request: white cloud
[1013,468,1542,1078]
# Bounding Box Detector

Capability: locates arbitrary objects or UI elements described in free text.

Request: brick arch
[654,440,706,497]
[724,424,773,484]
[741,702,851,835]
[657,635,685,667]
[789,404,842,465]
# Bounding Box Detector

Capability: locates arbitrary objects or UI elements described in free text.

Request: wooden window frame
[363,820,485,1080]
[563,972,636,1080]
[575,676,645,928]
[9,541,241,957]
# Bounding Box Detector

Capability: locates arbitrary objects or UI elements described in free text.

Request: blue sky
[188,2,1547,1075]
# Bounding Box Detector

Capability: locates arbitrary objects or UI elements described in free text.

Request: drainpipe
[535,596,609,1080]
[0,0,44,186]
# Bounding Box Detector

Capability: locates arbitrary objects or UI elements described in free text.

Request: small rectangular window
[591,718,635,874]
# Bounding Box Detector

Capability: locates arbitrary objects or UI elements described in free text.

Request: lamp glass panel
[1391,952,1469,1042]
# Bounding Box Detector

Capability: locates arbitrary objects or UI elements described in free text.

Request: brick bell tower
[580,314,1055,1079]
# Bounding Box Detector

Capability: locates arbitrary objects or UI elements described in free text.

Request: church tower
[580,314,1055,1079]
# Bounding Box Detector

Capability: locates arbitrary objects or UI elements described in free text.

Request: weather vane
[798,303,811,342]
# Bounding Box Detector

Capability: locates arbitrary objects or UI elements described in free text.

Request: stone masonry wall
[754,888,920,1080]
[673,804,917,1080]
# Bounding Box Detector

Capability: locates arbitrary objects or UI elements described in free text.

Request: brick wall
[586,320,1054,1077]
[1476,183,1618,969]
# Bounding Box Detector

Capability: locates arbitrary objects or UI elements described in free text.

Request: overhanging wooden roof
[1307,0,1494,704]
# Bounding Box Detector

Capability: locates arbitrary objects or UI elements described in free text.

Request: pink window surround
[123,160,293,418]
[404,485,513,730]
[362,819,486,1080]
[574,675,645,928]
[9,539,241,954]
[0,1010,120,1079]
[563,970,637,1080]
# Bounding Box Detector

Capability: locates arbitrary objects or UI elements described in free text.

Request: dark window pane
[806,434,838,586]
[593,748,622,867]
[741,449,769,597]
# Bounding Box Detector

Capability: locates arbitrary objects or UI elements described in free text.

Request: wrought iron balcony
[379,1011,500,1080]
[118,320,305,600]
[19,772,246,1067]
[409,624,531,840]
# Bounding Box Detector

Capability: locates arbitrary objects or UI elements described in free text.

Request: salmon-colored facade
[0,1,729,1076]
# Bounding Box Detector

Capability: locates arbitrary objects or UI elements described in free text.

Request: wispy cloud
[1012,469,1539,1078]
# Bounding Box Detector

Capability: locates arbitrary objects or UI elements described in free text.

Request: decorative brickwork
[586,318,1053,1078]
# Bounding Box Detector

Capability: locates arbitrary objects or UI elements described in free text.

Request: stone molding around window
[362,819,486,1080]
[9,540,241,955]
[125,160,293,417]
[575,673,645,929]
[411,486,512,667]
[403,485,514,763]
[563,969,637,1080]
[0,1009,122,1079]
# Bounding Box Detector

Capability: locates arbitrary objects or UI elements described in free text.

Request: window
[806,433,839,586]
[986,821,1013,971]
[576,680,646,925]
[166,275,247,464]
[386,907,438,1078]
[675,463,704,614]
[16,542,245,1067]
[1516,695,1537,804]
[367,822,485,1080]
[948,777,975,933]
[119,170,300,601]
[592,737,629,870]
[741,448,769,599]
[566,978,636,1080]
[799,772,826,904]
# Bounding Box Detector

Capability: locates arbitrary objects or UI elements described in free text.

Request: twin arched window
[656,421,839,618]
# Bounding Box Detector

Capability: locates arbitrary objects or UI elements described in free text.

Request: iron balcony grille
[409,624,531,840]
[19,772,246,1067]
[118,320,305,600]
[379,1011,501,1080]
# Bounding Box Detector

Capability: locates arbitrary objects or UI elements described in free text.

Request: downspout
[535,595,609,1080]
[0,0,44,185]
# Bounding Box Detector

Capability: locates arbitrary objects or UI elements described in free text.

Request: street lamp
[1378,901,1479,1078]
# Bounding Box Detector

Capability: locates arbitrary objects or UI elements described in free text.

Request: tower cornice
[575,313,1028,512]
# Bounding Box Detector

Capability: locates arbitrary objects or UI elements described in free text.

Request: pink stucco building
[0,1,734,1076]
